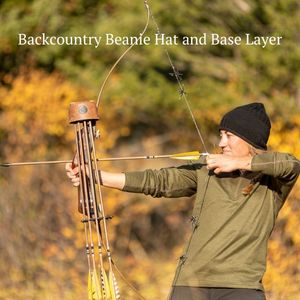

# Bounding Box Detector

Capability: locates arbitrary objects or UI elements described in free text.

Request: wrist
[239,156,252,171]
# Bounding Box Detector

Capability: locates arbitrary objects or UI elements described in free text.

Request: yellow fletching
[88,273,92,300]
[108,270,120,300]
[88,271,102,300]
[100,267,111,299]
[170,151,203,160]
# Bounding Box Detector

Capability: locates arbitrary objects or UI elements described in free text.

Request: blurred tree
[0,0,300,299]
[0,69,89,299]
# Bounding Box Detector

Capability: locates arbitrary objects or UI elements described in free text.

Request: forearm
[99,170,125,190]
[66,162,125,189]
[235,156,252,171]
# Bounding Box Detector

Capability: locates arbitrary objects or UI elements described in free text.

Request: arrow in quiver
[69,101,120,300]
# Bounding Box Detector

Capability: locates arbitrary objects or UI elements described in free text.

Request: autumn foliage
[1,0,300,299]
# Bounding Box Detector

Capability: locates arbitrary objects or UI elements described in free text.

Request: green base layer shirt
[122,152,299,290]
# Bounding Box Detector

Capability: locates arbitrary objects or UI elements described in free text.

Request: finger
[73,166,79,175]
[68,167,79,176]
[214,167,222,174]
[66,163,79,175]
[65,162,73,171]
[206,158,213,165]
[206,155,220,164]
[66,172,74,179]
[207,163,217,170]
[206,155,212,164]
[67,169,79,178]
[207,160,217,165]
[207,154,221,160]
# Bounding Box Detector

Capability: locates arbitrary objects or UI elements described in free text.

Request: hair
[241,146,266,196]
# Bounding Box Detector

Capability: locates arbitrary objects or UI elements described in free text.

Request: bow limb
[96,1,150,108]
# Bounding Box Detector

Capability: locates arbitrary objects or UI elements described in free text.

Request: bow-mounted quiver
[69,101,120,300]
[69,101,99,214]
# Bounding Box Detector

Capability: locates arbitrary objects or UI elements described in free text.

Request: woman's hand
[65,163,80,187]
[206,154,252,174]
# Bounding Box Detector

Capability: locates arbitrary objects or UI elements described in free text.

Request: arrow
[0,151,209,167]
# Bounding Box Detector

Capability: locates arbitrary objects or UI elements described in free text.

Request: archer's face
[219,130,252,156]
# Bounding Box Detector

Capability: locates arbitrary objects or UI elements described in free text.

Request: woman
[66,103,299,300]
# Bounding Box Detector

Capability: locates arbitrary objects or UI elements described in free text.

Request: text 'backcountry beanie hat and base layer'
[219,102,271,150]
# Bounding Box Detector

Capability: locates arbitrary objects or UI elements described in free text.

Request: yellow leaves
[0,68,88,162]
[264,250,300,298]
[62,226,74,239]
[260,114,300,298]
[285,211,300,246]
[263,173,300,298]
[43,244,60,258]
[268,115,300,157]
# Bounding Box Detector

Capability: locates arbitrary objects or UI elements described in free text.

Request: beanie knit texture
[219,103,271,150]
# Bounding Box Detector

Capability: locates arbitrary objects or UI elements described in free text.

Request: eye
[220,131,226,137]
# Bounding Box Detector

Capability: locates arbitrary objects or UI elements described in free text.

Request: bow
[67,2,151,299]
[66,2,152,299]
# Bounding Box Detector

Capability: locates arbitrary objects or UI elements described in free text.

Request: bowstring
[145,0,209,154]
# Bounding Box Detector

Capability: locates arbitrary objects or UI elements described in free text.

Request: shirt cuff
[251,153,275,173]
[122,171,146,193]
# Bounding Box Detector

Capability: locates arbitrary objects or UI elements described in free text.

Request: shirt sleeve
[122,163,200,198]
[251,152,300,179]
[251,152,300,201]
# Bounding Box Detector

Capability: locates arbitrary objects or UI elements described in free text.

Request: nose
[218,134,227,148]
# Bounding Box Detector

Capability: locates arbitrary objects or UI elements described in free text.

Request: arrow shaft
[0,160,72,167]
[0,152,209,167]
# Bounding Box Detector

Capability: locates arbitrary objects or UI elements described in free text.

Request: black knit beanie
[219,103,271,150]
